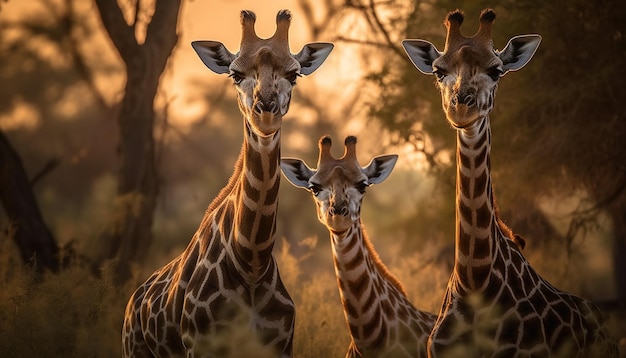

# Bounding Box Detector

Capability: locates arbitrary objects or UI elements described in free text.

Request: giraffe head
[281,136,397,234]
[192,10,334,136]
[402,9,541,128]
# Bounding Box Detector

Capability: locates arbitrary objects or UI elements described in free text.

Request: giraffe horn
[318,135,333,165]
[240,10,259,45]
[343,136,358,161]
[272,9,291,46]
[476,8,496,39]
[444,9,465,49]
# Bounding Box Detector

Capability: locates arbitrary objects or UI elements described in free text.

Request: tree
[498,0,626,303]
[0,0,105,274]
[0,130,60,273]
[93,0,182,283]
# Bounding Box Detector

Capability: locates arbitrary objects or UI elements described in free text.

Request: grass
[0,236,623,357]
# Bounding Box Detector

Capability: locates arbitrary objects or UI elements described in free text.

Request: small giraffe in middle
[281,136,437,357]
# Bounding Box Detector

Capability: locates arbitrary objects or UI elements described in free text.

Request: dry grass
[0,236,623,357]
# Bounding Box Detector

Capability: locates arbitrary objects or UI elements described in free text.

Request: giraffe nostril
[254,100,279,115]
[268,101,279,115]
[254,102,264,115]
[457,94,475,106]
[329,204,349,217]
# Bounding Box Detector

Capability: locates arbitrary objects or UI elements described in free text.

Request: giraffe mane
[494,199,526,251]
[205,146,244,214]
[361,223,408,297]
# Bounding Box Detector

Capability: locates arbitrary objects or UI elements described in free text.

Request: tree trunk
[609,202,626,306]
[0,130,60,273]
[94,0,181,283]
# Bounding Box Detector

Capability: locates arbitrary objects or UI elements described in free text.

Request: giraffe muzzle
[254,100,279,115]
[329,205,349,217]
[453,93,476,108]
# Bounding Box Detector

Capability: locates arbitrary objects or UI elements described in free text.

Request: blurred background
[0,0,624,356]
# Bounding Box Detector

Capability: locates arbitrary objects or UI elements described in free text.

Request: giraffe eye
[229,71,245,85]
[286,71,300,86]
[355,181,369,194]
[308,183,322,196]
[487,67,503,81]
[432,67,447,81]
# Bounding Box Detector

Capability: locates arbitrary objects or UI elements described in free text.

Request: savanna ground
[0,231,624,357]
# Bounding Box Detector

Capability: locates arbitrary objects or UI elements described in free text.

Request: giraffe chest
[179,249,295,354]
[430,244,609,357]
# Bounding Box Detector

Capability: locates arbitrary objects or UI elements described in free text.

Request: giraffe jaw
[248,111,283,137]
[324,213,353,233]
[445,104,485,129]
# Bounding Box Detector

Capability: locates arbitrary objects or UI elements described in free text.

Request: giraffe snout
[329,202,349,217]
[456,92,476,107]
[254,100,279,115]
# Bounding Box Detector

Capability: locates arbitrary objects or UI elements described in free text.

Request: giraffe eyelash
[308,183,322,196]
[228,71,245,85]
[286,71,301,85]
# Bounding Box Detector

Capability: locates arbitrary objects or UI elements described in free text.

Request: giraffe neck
[330,220,405,348]
[454,115,496,291]
[230,118,281,282]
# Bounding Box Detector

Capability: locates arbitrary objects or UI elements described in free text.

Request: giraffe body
[121,10,333,358]
[403,9,617,357]
[281,136,437,357]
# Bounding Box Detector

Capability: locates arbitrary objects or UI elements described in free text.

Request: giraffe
[402,9,617,357]
[281,135,437,357]
[121,10,333,358]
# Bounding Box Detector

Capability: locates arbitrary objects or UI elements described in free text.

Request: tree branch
[366,0,406,58]
[144,0,181,51]
[30,158,61,186]
[94,0,138,63]
[63,0,111,112]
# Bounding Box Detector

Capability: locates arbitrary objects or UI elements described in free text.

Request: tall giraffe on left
[121,10,333,358]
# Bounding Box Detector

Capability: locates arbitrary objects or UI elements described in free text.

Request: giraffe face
[430,44,501,128]
[227,39,302,136]
[308,165,368,232]
[402,9,541,128]
[191,10,333,136]
[281,136,398,234]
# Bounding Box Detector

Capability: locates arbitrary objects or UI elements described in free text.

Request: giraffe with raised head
[281,135,437,357]
[121,10,333,358]
[402,9,617,357]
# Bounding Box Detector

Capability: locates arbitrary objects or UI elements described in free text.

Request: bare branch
[366,0,406,58]
[133,0,140,29]
[64,0,111,112]
[144,0,181,63]
[30,158,61,186]
[296,0,340,39]
[335,35,389,48]
[94,0,139,63]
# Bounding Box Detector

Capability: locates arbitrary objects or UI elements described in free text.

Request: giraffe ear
[362,155,398,185]
[191,40,237,74]
[498,35,541,75]
[280,158,315,188]
[294,42,334,76]
[402,39,442,75]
